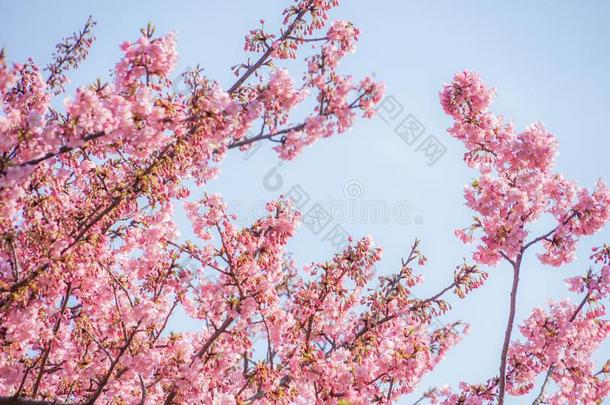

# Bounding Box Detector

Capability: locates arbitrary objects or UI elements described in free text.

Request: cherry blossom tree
[0,1,608,404]
[435,71,610,404]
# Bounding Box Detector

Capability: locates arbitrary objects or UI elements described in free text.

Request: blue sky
[2,1,610,403]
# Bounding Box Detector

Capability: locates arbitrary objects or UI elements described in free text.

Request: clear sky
[2,1,610,403]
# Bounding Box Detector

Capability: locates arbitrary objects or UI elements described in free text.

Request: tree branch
[83,324,141,405]
[227,8,309,95]
[531,291,591,404]
[498,254,522,405]
[522,211,578,252]
[531,365,554,405]
[0,398,74,405]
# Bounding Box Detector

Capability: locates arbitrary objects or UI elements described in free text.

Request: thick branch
[498,254,522,405]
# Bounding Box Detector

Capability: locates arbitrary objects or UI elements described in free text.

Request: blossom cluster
[506,299,609,403]
[442,70,610,266]
[275,20,384,159]
[433,72,610,404]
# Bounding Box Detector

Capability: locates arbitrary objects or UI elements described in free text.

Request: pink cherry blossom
[0,3,608,405]
[440,71,610,404]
